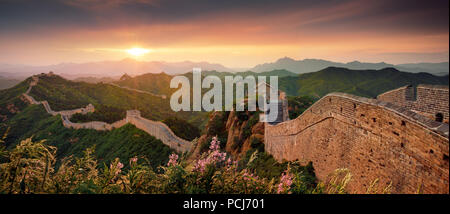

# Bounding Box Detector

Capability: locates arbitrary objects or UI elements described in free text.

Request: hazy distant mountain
[201,69,297,79]
[2,57,448,79]
[252,57,449,76]
[0,58,235,79]
[0,76,22,90]
[396,62,449,76]
[252,58,341,74]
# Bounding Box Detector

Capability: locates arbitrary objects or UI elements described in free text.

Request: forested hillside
[1,105,174,170]
[279,67,449,98]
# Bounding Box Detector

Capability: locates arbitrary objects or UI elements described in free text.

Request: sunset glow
[0,0,448,67]
[126,48,151,57]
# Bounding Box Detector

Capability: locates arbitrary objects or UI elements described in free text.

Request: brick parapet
[265,92,449,193]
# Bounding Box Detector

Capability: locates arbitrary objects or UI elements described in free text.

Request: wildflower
[225,157,233,169]
[117,162,124,169]
[209,137,220,151]
[277,170,294,194]
[193,137,227,173]
[110,160,124,176]
[167,153,178,167]
[129,156,138,165]
[193,159,208,172]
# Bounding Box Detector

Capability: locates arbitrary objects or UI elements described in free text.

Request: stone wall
[127,115,191,152]
[415,85,449,122]
[23,74,191,153]
[265,92,449,194]
[377,85,449,122]
[61,111,191,153]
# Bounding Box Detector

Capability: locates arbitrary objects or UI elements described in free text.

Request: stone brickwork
[265,92,449,194]
[22,73,191,153]
[61,110,191,153]
[415,85,449,122]
[378,85,449,122]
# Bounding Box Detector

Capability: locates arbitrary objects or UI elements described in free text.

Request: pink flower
[277,170,294,194]
[167,153,179,166]
[129,156,138,165]
[117,162,124,169]
[110,160,124,176]
[193,137,228,173]
[225,157,233,169]
[209,137,221,151]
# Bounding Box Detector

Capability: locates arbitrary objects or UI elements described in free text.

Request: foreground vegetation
[0,131,393,194]
[0,135,312,194]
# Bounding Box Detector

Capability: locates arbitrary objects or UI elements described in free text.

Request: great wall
[265,85,449,194]
[20,73,449,193]
[22,74,191,153]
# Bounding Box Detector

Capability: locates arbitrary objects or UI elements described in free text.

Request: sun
[126,47,151,56]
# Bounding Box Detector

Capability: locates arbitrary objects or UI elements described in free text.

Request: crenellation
[378,85,449,123]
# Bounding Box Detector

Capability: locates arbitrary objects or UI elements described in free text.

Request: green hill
[0,78,31,121]
[0,104,174,170]
[0,74,205,143]
[114,72,176,97]
[113,70,297,98]
[114,67,448,100]
[0,74,204,170]
[279,67,449,98]
[27,74,207,129]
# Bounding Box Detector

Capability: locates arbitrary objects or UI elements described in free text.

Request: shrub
[162,117,201,141]
[0,135,385,194]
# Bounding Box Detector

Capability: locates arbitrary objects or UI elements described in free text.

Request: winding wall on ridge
[265,92,449,194]
[22,74,191,153]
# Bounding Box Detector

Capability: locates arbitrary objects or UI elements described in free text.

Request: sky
[0,0,448,68]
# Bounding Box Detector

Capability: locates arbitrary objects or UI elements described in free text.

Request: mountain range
[114,67,448,99]
[0,58,234,80]
[251,57,449,76]
[278,67,448,98]
[0,57,448,81]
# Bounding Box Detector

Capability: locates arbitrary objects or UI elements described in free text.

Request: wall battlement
[377,84,449,122]
[265,92,449,193]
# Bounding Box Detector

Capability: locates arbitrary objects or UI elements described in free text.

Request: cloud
[1,0,447,35]
[0,0,448,66]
